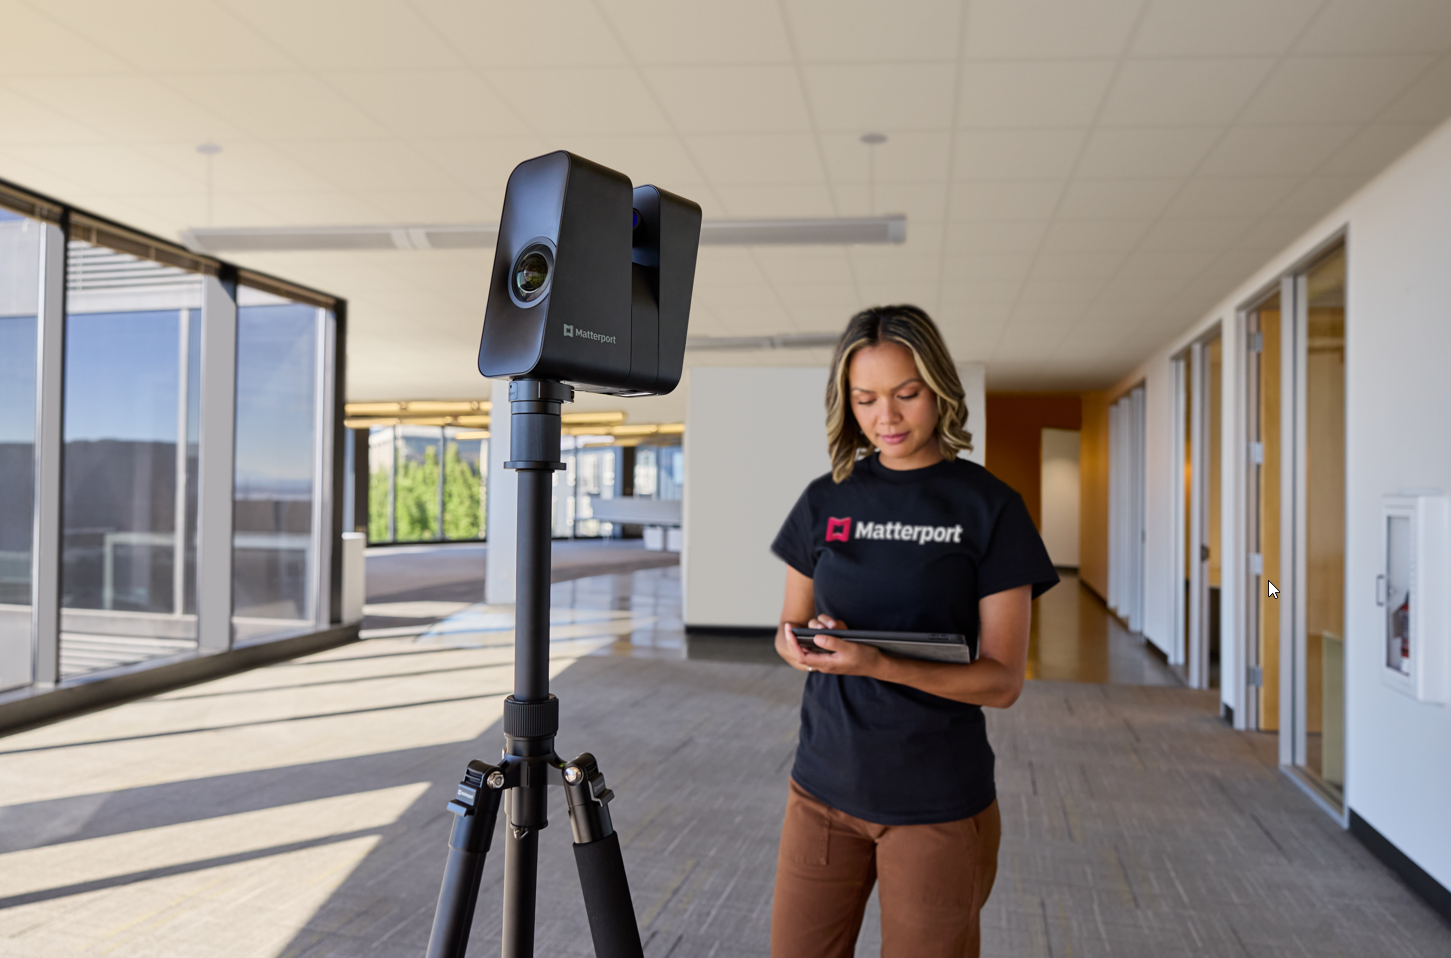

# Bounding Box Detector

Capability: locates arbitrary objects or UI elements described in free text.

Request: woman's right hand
[776,615,849,672]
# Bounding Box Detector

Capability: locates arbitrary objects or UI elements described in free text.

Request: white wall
[682,362,985,629]
[683,367,831,628]
[1107,114,1451,888]
[484,377,515,606]
[1040,429,1080,567]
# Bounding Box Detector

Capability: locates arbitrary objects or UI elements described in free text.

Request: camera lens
[515,250,549,294]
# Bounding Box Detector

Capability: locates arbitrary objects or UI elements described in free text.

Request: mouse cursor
[1267,581,1279,599]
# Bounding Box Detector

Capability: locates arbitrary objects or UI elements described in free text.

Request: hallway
[0,564,1445,957]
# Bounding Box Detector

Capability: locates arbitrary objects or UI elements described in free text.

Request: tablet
[791,628,977,664]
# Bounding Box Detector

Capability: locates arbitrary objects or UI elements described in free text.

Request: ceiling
[4,0,1451,413]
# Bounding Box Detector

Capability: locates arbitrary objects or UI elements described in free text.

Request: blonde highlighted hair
[825,305,973,483]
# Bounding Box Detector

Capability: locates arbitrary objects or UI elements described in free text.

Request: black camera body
[478,151,702,396]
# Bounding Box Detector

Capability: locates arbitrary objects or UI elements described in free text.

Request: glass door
[1295,244,1346,803]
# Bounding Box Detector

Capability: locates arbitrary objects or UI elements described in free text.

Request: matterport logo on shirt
[825,517,963,545]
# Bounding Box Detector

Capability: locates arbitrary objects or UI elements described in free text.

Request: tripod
[425,379,644,958]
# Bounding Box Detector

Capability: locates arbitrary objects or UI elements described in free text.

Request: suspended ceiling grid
[3,0,1451,408]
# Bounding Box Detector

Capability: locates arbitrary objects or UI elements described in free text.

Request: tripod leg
[501,824,539,958]
[563,754,644,958]
[426,761,504,958]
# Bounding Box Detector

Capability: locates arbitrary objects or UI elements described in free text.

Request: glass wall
[635,444,683,501]
[0,210,41,691]
[1300,245,1347,798]
[366,424,487,545]
[0,184,343,695]
[233,292,321,645]
[60,240,201,678]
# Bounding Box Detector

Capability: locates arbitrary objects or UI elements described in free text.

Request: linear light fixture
[179,215,905,254]
[686,333,840,351]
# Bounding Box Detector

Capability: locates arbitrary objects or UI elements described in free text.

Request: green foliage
[443,444,485,540]
[394,446,440,542]
[368,467,390,543]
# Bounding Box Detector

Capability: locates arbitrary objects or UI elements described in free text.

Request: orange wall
[1078,390,1110,600]
[983,393,1081,531]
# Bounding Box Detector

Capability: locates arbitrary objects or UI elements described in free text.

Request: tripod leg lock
[561,752,616,845]
[446,759,505,854]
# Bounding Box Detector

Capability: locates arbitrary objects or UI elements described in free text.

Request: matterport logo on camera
[825,517,963,545]
[563,323,617,345]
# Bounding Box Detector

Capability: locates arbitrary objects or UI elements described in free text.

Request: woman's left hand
[800,615,887,678]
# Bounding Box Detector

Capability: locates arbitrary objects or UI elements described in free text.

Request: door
[1245,291,1284,732]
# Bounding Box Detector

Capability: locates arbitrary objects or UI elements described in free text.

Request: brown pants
[770,779,1001,958]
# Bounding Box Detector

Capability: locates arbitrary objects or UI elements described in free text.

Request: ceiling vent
[686,333,841,351]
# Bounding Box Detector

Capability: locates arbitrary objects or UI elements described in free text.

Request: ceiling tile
[789,305,863,332]
[1381,57,1451,122]
[1200,125,1358,176]
[957,61,1116,128]
[1040,218,1153,252]
[1320,122,1434,175]
[644,66,810,133]
[1295,0,1451,55]
[1240,56,1433,124]
[1167,177,1300,217]
[944,252,1034,283]
[819,132,951,184]
[940,280,1024,306]
[1077,128,1222,178]
[409,136,551,195]
[831,182,949,220]
[1276,174,1363,216]
[323,71,522,138]
[0,88,107,145]
[131,141,335,196]
[410,0,628,66]
[167,74,389,139]
[547,135,709,190]
[1115,249,1210,279]
[1016,278,1108,304]
[35,0,294,72]
[273,139,462,193]
[966,0,1143,59]
[218,0,464,70]
[487,69,673,136]
[1100,58,1275,126]
[953,130,1086,180]
[1056,178,1182,219]
[0,1,136,75]
[848,245,943,284]
[6,143,200,194]
[949,180,1064,220]
[944,220,1047,254]
[802,64,958,132]
[364,190,498,222]
[684,133,826,185]
[784,0,963,61]
[1131,0,1322,56]
[1030,251,1124,280]
[8,76,248,144]
[604,0,793,64]
[1139,217,1256,251]
[237,190,392,225]
[708,183,837,217]
[692,248,769,287]
[761,254,858,294]
[1235,216,1317,251]
[1095,275,1190,304]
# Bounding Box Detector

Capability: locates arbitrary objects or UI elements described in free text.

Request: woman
[769,305,1057,958]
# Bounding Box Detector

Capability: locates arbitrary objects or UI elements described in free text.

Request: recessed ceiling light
[196,143,222,155]
[860,133,887,145]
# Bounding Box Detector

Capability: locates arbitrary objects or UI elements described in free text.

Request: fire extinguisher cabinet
[1378,493,1449,703]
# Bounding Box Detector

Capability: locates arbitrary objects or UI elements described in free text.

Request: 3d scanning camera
[478,151,702,396]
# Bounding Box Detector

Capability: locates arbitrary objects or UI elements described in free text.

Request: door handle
[1200,544,1210,562]
[1376,574,1386,607]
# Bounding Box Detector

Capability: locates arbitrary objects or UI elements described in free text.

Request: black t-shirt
[771,454,1058,826]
